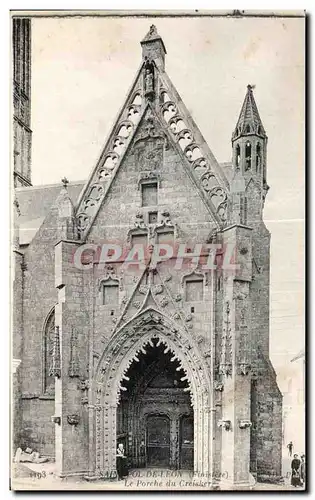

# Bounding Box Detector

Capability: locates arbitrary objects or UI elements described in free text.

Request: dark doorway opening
[116,338,193,469]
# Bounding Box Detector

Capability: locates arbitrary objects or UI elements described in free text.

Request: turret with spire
[232,85,268,191]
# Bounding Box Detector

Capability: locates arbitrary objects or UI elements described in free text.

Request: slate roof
[233,84,266,138]
[16,180,85,245]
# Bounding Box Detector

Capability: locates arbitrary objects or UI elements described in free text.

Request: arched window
[236,144,241,168]
[245,124,251,133]
[257,125,262,135]
[256,143,262,173]
[245,141,252,171]
[43,309,55,395]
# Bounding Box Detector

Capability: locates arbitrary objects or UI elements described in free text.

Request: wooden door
[180,415,194,469]
[146,415,170,467]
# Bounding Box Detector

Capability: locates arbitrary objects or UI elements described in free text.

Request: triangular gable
[75,62,146,237]
[113,265,195,337]
[76,47,231,238]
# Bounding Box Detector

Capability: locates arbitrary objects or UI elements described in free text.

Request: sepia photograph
[11,10,305,491]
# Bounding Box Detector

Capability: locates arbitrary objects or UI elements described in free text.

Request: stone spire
[141,25,167,71]
[232,85,266,141]
[56,178,78,240]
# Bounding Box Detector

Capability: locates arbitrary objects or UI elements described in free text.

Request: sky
[29,15,305,388]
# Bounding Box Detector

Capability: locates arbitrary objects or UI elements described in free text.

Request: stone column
[53,240,90,477]
[218,223,253,489]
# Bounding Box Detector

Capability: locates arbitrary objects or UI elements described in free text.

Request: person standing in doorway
[139,440,146,468]
[116,443,128,481]
[287,441,293,457]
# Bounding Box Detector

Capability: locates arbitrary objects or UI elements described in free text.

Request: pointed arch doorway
[116,338,193,470]
[92,309,213,479]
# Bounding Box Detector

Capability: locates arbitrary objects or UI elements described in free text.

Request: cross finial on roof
[61,177,69,188]
[232,84,265,140]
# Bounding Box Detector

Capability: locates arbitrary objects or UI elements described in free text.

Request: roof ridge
[15,180,86,192]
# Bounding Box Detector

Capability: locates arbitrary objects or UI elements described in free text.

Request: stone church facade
[13,26,282,488]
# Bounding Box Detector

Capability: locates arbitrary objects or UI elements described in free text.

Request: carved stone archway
[91,307,212,479]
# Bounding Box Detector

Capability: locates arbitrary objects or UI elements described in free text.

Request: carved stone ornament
[174,294,182,302]
[138,170,161,187]
[181,268,207,288]
[127,214,148,242]
[51,416,61,425]
[144,60,155,99]
[233,282,249,301]
[203,347,211,358]
[121,295,128,305]
[159,296,169,308]
[98,265,120,290]
[160,92,228,223]
[49,326,61,378]
[78,379,89,405]
[217,419,231,431]
[134,212,146,230]
[214,381,224,392]
[238,362,251,376]
[239,419,252,429]
[76,87,143,238]
[152,284,163,295]
[219,363,232,377]
[68,328,79,378]
[67,414,80,426]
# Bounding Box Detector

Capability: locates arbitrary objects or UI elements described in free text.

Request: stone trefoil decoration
[68,328,80,378]
[76,88,143,237]
[49,326,61,378]
[152,284,163,295]
[159,88,228,223]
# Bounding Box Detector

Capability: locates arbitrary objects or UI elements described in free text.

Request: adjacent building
[13,17,32,187]
[13,26,282,488]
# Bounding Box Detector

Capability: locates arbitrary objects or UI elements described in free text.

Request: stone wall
[250,355,283,480]
[20,398,55,457]
[17,207,58,454]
